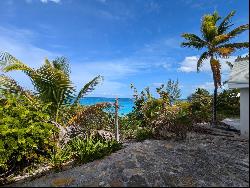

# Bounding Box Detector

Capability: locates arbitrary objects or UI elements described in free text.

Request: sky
[0,0,249,98]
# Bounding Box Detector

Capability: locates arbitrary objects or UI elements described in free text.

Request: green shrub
[48,145,72,170]
[187,88,212,123]
[0,92,57,173]
[217,88,240,119]
[68,136,122,163]
[135,128,153,141]
[128,83,191,140]
[152,105,191,140]
[121,129,136,140]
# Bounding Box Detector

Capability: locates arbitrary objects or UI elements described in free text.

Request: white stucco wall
[240,88,249,137]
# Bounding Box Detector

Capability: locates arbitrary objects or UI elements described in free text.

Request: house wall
[240,88,249,138]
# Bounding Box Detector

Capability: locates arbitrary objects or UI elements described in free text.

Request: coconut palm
[181,11,249,125]
[0,52,103,122]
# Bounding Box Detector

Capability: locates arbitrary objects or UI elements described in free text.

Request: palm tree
[0,52,103,122]
[181,11,249,125]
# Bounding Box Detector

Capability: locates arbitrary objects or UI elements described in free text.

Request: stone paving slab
[6,133,249,187]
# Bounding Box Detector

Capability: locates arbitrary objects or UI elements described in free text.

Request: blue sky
[0,0,249,98]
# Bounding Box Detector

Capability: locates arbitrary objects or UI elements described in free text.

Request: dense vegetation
[0,53,121,179]
[119,84,240,141]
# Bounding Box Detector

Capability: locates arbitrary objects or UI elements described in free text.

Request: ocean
[79,97,134,116]
[80,97,188,116]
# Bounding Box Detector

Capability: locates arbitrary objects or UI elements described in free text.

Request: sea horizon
[80,97,188,115]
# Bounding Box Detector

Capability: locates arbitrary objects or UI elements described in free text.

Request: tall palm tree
[181,11,249,125]
[0,52,103,122]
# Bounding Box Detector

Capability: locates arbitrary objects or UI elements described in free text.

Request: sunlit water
[79,97,134,116]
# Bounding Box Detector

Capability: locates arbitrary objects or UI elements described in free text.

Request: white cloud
[177,55,237,73]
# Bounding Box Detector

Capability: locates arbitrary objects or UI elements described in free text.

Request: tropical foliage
[0,91,56,174]
[181,10,249,124]
[187,88,212,123]
[187,88,240,123]
[123,82,192,140]
[0,52,103,123]
[217,88,240,118]
[68,136,122,163]
[0,52,118,179]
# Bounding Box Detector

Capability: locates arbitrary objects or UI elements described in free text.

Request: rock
[110,179,123,187]
[51,121,86,146]
[5,131,249,187]
[127,175,148,187]
[92,130,115,141]
[221,118,240,131]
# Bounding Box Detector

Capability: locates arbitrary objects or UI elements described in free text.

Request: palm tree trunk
[210,57,218,127]
[212,86,218,126]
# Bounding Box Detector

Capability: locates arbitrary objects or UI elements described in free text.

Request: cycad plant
[0,52,103,122]
[181,11,249,125]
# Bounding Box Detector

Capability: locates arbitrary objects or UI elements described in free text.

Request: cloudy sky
[0,0,249,98]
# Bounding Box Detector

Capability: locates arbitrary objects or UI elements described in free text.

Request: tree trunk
[210,56,218,127]
[212,86,218,126]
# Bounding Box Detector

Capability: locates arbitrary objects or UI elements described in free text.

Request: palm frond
[73,75,103,105]
[218,11,236,34]
[197,52,209,72]
[1,54,75,117]
[0,52,23,71]
[181,33,207,49]
[0,74,34,101]
[215,47,234,58]
[217,42,249,50]
[3,61,34,74]
[227,24,249,38]
[212,34,231,45]
[34,61,75,111]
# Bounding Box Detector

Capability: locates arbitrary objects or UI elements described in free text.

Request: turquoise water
[79,97,134,116]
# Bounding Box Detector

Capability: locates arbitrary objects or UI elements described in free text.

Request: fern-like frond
[0,74,35,102]
[33,61,75,112]
[0,52,24,71]
[52,57,71,76]
[73,75,103,105]
[3,61,34,74]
